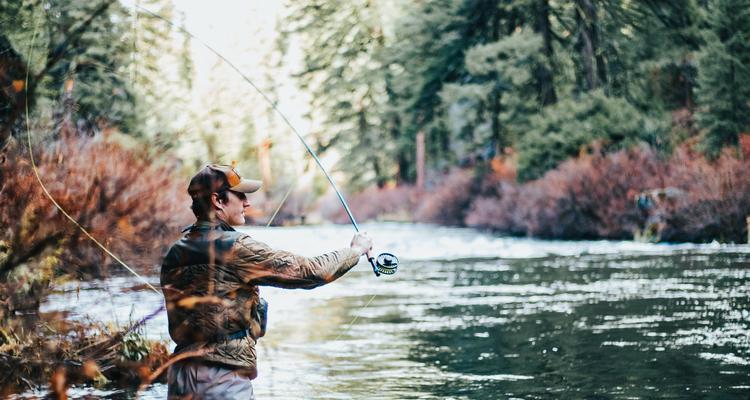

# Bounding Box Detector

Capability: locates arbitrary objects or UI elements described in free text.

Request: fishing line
[23,12,161,297]
[265,183,294,227]
[132,4,401,334]
[131,5,403,363]
[21,4,395,393]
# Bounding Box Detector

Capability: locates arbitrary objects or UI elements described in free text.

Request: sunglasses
[231,190,247,201]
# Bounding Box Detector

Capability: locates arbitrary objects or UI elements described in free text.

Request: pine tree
[128,0,194,148]
[625,1,702,110]
[1,0,136,145]
[283,0,396,188]
[696,0,750,157]
[440,30,546,163]
[389,0,513,181]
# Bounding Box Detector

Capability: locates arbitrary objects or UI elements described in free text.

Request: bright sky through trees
[119,0,314,174]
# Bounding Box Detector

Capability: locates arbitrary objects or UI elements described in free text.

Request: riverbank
[0,314,168,397]
[321,147,750,244]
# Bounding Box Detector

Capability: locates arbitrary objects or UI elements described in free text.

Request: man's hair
[189,169,230,220]
[191,189,229,220]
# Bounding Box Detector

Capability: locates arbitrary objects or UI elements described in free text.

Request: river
[26,223,750,399]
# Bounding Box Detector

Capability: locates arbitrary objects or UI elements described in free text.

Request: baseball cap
[188,163,262,198]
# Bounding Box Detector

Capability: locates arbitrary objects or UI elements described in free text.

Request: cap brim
[231,178,263,193]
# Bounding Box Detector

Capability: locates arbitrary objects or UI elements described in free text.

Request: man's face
[218,190,250,225]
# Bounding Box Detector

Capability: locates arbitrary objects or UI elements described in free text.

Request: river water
[30,223,750,399]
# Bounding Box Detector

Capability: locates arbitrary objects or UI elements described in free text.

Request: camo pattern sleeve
[231,234,361,289]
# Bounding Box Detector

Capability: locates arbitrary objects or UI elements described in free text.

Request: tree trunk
[416,130,425,193]
[490,7,503,153]
[534,0,557,105]
[259,137,273,190]
[0,34,31,153]
[576,0,602,91]
[397,151,412,184]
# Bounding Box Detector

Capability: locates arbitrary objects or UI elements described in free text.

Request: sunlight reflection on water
[30,223,750,399]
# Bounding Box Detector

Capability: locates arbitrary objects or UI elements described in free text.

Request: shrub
[467,148,667,239]
[0,132,192,318]
[0,316,170,394]
[320,184,418,224]
[466,145,750,243]
[415,168,476,225]
[658,147,750,242]
[464,181,526,235]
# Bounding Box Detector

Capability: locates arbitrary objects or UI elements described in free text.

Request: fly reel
[368,252,399,277]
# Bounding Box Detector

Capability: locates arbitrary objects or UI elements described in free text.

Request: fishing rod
[135,6,398,277]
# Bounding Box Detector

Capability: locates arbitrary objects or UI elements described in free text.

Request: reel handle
[368,256,381,277]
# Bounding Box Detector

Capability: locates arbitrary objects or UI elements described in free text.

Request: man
[161,163,372,399]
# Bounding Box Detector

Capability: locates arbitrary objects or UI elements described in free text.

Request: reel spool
[368,252,399,277]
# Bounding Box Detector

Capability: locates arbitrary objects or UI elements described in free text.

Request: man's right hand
[350,232,373,256]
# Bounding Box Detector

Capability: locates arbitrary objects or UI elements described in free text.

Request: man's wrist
[350,246,366,256]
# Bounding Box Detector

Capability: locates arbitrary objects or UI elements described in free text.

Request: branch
[1,233,64,276]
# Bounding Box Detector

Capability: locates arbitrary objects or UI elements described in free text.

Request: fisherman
[161,163,373,399]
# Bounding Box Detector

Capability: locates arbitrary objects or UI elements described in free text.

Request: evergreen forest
[1,0,750,396]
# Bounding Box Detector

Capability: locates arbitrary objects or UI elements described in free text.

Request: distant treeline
[283,0,750,188]
[289,0,750,241]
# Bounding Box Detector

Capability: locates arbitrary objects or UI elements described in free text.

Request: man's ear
[210,192,225,210]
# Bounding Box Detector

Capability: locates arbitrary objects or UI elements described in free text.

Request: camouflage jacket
[160,220,361,378]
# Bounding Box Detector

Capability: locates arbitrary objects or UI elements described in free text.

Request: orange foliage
[0,134,192,316]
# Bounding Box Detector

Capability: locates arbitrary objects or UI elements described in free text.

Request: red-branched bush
[320,169,476,226]
[414,168,476,225]
[658,147,750,242]
[321,185,418,224]
[466,147,669,239]
[0,133,192,317]
[316,146,750,243]
[522,147,667,239]
[465,146,750,242]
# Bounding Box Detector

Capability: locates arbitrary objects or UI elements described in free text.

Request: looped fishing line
[21,1,381,357]
[22,6,389,397]
[23,11,160,297]
[132,2,382,336]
